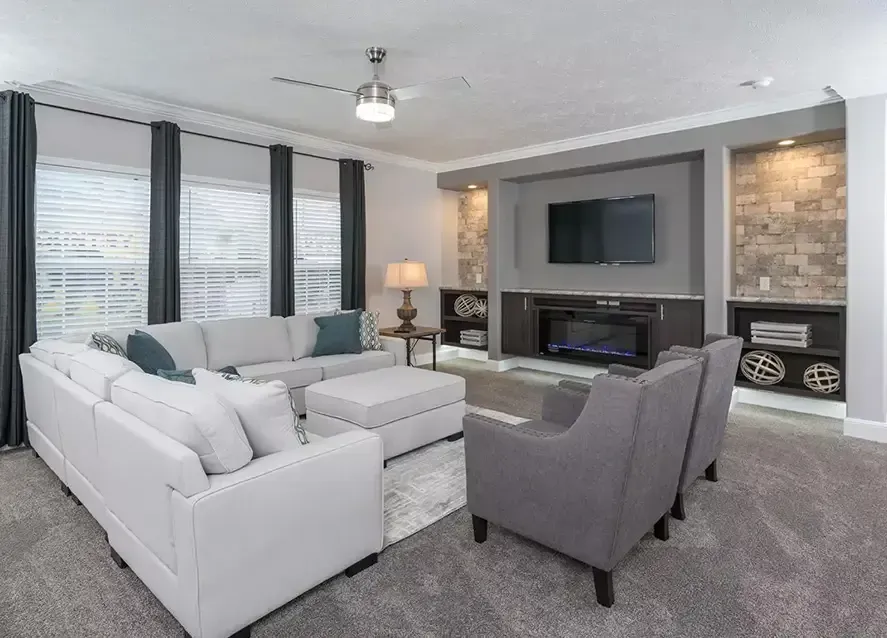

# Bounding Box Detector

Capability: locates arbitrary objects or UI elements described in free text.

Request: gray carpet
[3,359,887,637]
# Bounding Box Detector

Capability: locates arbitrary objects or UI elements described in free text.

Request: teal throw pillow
[128,330,175,375]
[312,311,362,357]
[158,365,238,385]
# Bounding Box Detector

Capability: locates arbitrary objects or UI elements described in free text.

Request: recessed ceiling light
[467,184,478,189]
[740,77,774,89]
[778,139,796,146]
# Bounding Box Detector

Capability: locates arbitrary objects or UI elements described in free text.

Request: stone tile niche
[458,189,488,288]
[734,139,846,300]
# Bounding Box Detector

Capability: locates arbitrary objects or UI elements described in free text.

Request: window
[180,182,271,321]
[293,193,341,314]
[35,165,150,339]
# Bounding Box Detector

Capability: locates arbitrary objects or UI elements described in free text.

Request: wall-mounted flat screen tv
[548,194,655,264]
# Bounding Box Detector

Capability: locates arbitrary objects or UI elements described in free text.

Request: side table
[379,326,446,370]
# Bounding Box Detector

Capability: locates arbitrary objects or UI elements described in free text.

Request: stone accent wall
[734,140,846,300]
[458,189,488,288]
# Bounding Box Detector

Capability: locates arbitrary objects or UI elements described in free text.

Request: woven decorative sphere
[454,294,478,317]
[473,298,488,318]
[740,350,785,386]
[803,362,840,394]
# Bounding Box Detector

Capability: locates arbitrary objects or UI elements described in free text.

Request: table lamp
[385,259,429,332]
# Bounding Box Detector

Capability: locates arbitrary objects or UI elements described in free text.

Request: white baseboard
[414,346,486,367]
[487,357,607,379]
[485,357,521,372]
[843,417,887,443]
[733,387,846,419]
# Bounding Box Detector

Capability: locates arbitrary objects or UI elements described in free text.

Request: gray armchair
[464,356,703,607]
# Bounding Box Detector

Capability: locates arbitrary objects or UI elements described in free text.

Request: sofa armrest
[541,384,589,427]
[380,335,408,366]
[172,430,384,638]
[608,363,645,377]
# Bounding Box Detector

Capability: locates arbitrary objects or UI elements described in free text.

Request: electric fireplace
[538,309,650,367]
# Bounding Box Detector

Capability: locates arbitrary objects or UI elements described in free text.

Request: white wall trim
[732,387,846,419]
[489,357,607,379]
[17,81,438,172]
[37,155,150,179]
[436,89,842,172]
[485,357,521,372]
[843,417,887,444]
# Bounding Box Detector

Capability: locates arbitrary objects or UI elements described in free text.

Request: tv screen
[548,194,655,264]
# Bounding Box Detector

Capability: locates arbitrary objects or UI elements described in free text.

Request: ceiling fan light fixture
[356,99,395,123]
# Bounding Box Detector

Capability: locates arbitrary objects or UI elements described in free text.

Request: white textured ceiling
[2,0,886,162]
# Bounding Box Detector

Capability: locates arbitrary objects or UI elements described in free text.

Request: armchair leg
[345,553,378,577]
[472,515,488,543]
[705,459,719,482]
[671,492,686,520]
[592,567,614,607]
[654,512,670,541]
[110,546,127,569]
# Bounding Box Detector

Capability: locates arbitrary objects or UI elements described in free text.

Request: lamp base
[395,289,418,332]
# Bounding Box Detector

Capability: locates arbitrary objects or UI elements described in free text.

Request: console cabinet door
[501,293,533,356]
[652,300,705,356]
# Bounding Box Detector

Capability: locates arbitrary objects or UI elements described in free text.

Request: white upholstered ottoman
[305,366,466,461]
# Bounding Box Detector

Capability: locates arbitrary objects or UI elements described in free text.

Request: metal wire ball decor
[740,350,786,386]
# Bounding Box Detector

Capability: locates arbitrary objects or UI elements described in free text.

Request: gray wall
[514,160,704,294]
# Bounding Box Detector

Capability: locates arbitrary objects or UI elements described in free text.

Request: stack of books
[750,321,812,348]
[460,329,488,347]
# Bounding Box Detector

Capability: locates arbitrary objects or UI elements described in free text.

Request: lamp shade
[385,260,428,289]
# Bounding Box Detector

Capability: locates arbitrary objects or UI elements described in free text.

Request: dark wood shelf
[443,314,488,324]
[735,378,843,401]
[741,342,840,357]
[442,340,487,351]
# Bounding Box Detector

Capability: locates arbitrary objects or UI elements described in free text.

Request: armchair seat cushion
[236,360,323,389]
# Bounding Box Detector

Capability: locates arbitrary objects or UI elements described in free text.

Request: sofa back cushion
[286,313,324,360]
[139,321,209,370]
[69,349,143,401]
[30,339,89,376]
[201,316,291,369]
[111,371,253,474]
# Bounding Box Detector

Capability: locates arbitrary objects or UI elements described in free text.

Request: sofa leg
[345,553,378,577]
[671,492,686,521]
[110,546,127,569]
[31,448,39,459]
[472,515,488,543]
[592,567,614,607]
[103,531,109,544]
[446,431,464,442]
[383,459,388,469]
[654,512,670,541]
[705,459,719,482]
[60,484,71,497]
[229,625,251,638]
[71,494,82,506]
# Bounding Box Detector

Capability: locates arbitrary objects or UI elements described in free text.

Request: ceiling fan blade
[390,76,470,101]
[271,76,360,97]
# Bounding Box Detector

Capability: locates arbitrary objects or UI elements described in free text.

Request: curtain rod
[35,101,374,170]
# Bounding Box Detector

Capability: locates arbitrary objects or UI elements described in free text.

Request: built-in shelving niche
[440,289,488,351]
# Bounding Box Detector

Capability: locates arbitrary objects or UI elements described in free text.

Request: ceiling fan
[271,47,470,126]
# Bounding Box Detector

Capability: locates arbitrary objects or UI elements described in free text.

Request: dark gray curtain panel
[339,159,366,310]
[148,121,181,324]
[0,91,37,448]
[270,144,294,317]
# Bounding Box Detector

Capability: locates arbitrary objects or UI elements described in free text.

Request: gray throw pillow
[312,312,362,357]
[127,330,176,375]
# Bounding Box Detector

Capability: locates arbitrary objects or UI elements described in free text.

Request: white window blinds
[294,194,341,314]
[180,183,271,321]
[35,165,150,339]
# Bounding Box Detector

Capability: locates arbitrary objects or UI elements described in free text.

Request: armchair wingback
[464,356,703,607]
[669,334,742,519]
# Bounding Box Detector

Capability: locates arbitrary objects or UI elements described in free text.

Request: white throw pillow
[111,371,253,474]
[193,369,306,457]
[69,349,143,400]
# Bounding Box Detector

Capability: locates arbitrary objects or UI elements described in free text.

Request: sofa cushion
[312,312,362,357]
[235,360,323,389]
[194,369,307,457]
[285,314,322,360]
[127,330,176,375]
[139,321,208,370]
[305,366,465,428]
[111,371,253,474]
[69,349,143,400]
[201,316,291,369]
[30,340,89,375]
[314,350,395,380]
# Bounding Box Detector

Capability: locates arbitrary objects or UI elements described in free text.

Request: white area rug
[383,405,527,548]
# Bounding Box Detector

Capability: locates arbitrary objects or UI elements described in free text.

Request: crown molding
[436,89,844,173]
[12,81,439,172]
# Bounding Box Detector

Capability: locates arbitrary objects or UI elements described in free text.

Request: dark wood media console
[501,291,704,369]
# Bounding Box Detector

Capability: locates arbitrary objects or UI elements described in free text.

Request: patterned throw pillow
[335,309,384,351]
[218,372,309,445]
[89,332,129,359]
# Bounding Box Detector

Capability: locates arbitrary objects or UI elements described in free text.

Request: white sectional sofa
[19,312,405,638]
